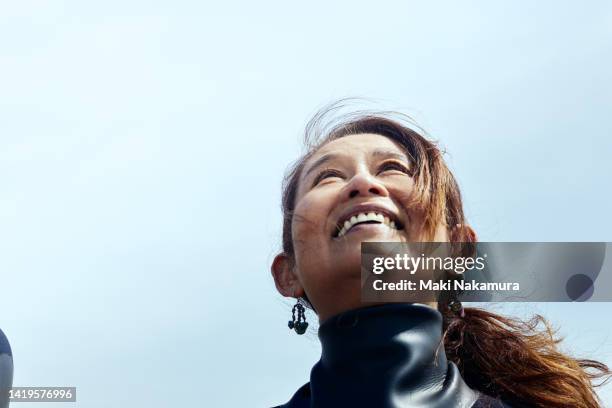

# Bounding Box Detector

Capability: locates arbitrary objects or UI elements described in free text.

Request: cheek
[290,190,337,276]
[291,193,330,244]
[390,177,417,202]
[389,179,429,238]
[390,178,420,215]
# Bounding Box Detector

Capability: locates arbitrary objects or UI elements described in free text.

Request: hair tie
[448,299,465,318]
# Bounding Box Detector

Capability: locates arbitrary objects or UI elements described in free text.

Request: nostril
[349,190,359,198]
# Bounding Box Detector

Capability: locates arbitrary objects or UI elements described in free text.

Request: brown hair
[278,102,611,407]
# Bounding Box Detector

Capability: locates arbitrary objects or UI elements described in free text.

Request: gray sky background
[1,1,611,407]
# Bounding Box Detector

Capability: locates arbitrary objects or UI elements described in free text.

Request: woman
[270,103,611,408]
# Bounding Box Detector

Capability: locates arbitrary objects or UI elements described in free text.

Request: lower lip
[336,223,395,239]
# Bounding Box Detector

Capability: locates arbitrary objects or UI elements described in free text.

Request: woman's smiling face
[272,133,451,321]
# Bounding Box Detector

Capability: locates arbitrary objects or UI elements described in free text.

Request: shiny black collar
[278,303,486,408]
[311,303,479,407]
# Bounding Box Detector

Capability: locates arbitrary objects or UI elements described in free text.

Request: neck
[309,303,479,408]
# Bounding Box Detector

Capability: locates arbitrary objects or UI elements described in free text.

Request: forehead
[312,133,404,157]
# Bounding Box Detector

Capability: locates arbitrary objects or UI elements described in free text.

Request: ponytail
[443,307,611,408]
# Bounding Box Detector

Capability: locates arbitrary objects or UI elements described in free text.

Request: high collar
[308,303,480,408]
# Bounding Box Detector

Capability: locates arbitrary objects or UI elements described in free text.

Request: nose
[346,170,389,199]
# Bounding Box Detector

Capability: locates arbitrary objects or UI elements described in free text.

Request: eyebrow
[303,149,411,180]
[370,149,410,164]
[303,153,339,180]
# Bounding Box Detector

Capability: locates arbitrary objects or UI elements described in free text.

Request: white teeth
[336,211,399,238]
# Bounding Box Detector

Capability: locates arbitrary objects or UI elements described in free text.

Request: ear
[451,224,478,242]
[271,253,305,298]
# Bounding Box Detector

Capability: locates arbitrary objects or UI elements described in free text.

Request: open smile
[332,204,404,239]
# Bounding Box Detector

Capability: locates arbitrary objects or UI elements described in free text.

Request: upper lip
[331,203,404,238]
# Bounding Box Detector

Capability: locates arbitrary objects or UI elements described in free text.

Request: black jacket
[274,303,516,408]
[0,328,13,408]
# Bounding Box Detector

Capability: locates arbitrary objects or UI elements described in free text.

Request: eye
[378,161,412,175]
[312,168,344,186]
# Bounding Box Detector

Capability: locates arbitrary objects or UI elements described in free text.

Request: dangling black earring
[288,299,308,335]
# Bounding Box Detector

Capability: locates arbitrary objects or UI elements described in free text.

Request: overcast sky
[1,1,611,407]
